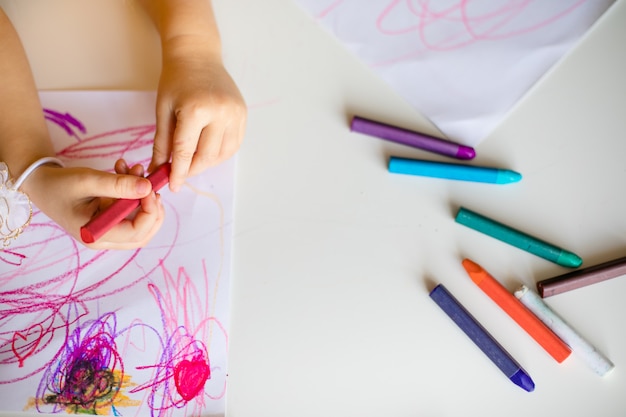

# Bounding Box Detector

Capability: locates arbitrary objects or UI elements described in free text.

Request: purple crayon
[350,115,475,160]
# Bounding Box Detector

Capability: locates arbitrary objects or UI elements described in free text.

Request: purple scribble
[37,312,124,414]
[43,109,87,140]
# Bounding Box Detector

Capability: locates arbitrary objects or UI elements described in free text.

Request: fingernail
[136,179,151,194]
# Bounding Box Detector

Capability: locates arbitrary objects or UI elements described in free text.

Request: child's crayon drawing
[295,0,615,145]
[0,91,234,417]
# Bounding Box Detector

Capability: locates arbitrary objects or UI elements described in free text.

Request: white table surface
[2,1,625,416]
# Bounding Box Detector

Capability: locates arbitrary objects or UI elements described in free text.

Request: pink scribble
[58,125,156,166]
[375,0,588,52]
[316,0,345,18]
[1,98,230,416]
[130,259,228,414]
[306,0,594,69]
[0,248,26,267]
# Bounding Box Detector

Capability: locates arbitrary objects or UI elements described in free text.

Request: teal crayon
[388,157,521,184]
[455,207,583,268]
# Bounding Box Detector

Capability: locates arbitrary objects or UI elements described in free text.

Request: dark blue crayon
[429,284,535,392]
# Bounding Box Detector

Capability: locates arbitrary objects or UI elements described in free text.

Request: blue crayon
[429,284,535,392]
[388,156,521,184]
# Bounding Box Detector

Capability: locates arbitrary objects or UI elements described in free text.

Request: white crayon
[514,285,614,377]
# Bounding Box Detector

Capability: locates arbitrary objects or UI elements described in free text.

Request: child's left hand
[22,159,165,250]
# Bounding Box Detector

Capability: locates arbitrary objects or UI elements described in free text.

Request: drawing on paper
[294,0,615,145]
[0,91,234,417]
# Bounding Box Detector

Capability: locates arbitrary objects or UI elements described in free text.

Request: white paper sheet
[294,0,614,146]
[0,91,234,417]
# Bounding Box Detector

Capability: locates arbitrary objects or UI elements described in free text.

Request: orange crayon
[462,258,571,363]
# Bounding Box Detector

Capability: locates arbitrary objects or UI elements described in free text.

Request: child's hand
[150,37,247,192]
[22,159,165,250]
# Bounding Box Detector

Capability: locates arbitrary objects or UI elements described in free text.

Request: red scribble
[174,354,211,401]
[11,324,44,368]
[1,104,228,416]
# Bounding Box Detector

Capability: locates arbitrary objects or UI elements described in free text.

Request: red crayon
[80,162,171,244]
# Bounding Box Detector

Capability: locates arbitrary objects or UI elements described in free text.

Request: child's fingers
[219,122,244,160]
[115,159,145,177]
[115,158,129,174]
[91,192,164,250]
[76,169,152,200]
[169,112,207,192]
[150,103,175,173]
[188,123,224,175]
[129,163,145,177]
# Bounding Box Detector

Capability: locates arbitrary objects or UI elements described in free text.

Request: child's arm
[0,8,164,249]
[138,0,247,192]
[0,8,56,177]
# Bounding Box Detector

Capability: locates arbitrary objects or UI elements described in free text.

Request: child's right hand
[21,159,165,250]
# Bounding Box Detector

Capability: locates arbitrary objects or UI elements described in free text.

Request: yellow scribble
[24,370,140,415]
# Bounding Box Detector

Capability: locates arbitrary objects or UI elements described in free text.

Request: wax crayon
[515,285,614,376]
[537,255,626,297]
[351,115,475,160]
[80,162,171,243]
[388,157,521,184]
[430,283,535,392]
[462,259,571,363]
[455,207,582,268]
